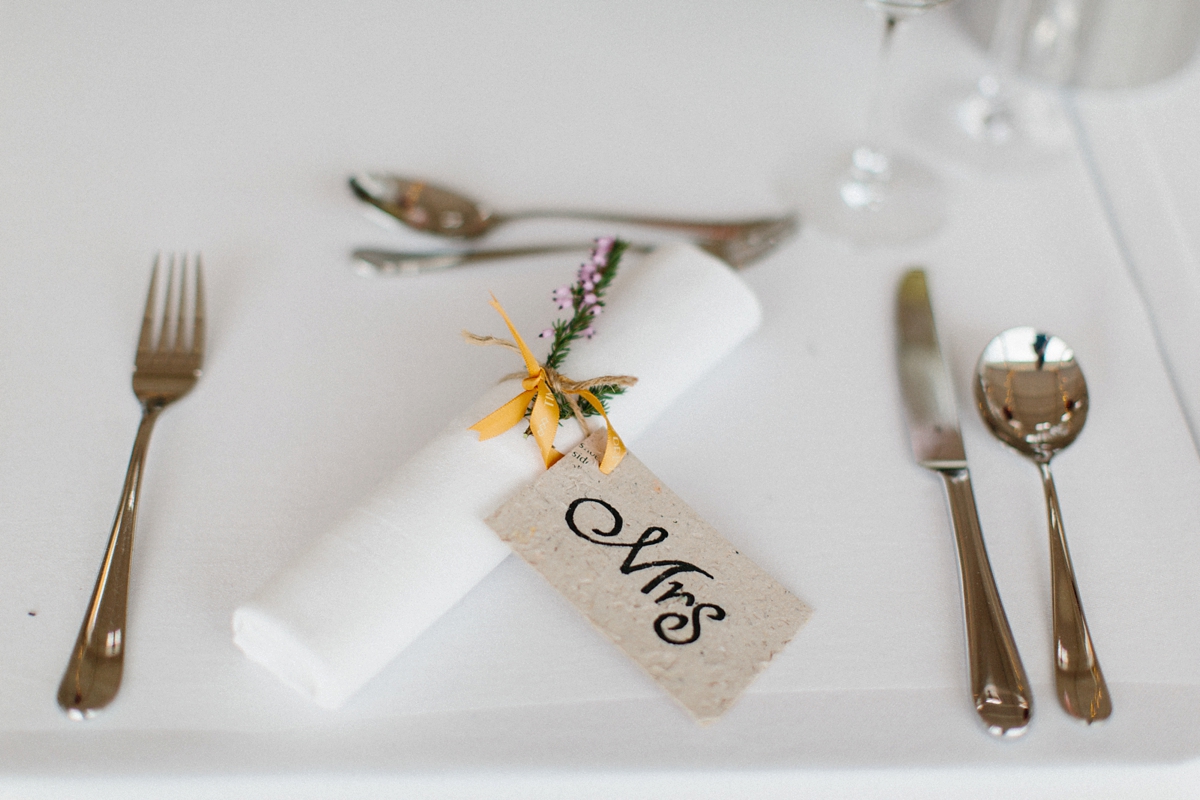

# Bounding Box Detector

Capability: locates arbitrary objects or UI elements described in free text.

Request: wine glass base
[910,80,1071,171]
[956,82,1069,149]
[809,150,947,247]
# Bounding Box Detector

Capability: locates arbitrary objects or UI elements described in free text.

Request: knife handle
[939,468,1033,737]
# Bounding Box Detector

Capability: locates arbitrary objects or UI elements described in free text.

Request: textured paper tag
[486,433,811,723]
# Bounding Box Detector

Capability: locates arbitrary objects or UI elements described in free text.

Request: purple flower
[592,236,614,261]
[583,292,597,306]
[538,328,554,339]
[589,304,603,316]
[581,325,596,339]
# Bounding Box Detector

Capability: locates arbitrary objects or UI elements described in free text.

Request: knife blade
[896,268,1033,738]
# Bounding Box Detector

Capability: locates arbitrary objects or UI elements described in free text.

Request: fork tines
[140,252,205,358]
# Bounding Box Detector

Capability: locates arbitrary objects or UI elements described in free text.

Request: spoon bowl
[975,327,1111,723]
[350,174,495,238]
[975,328,1088,462]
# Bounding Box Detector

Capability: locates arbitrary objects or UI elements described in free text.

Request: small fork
[58,253,205,719]
[351,216,800,275]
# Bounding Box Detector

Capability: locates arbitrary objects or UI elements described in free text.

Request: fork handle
[58,404,161,719]
[352,244,652,275]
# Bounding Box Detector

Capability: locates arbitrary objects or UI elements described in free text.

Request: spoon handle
[939,468,1033,736]
[495,210,795,243]
[1038,462,1112,723]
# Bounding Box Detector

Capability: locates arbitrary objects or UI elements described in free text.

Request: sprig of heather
[537,236,628,418]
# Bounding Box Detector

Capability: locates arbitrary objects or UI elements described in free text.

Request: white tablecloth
[2,2,1199,797]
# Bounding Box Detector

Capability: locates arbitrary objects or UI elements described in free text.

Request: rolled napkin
[232,243,764,708]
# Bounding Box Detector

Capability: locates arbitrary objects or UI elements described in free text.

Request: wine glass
[814,0,957,246]
[953,0,1069,162]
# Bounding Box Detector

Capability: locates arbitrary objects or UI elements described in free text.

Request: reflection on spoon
[975,327,1112,724]
[348,173,799,246]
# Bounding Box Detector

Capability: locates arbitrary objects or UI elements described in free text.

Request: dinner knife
[895,268,1032,737]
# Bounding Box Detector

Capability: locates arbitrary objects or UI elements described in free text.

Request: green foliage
[543,238,628,420]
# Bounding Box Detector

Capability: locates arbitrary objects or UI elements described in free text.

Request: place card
[486,433,811,723]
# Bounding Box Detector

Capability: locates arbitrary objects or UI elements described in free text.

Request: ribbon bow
[467,296,633,474]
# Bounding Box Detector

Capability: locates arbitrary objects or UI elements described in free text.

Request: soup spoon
[349,173,799,246]
[975,327,1111,723]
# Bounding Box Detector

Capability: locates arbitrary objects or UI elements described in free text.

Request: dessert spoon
[975,327,1111,723]
[349,173,798,246]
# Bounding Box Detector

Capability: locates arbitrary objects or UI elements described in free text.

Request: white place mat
[2,144,1199,769]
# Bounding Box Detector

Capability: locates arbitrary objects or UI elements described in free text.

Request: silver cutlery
[349,173,799,248]
[895,268,1032,737]
[352,224,794,275]
[352,244,644,275]
[975,327,1111,723]
[58,254,206,719]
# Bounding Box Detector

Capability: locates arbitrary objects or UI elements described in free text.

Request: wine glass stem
[980,0,1030,99]
[861,14,900,155]
[849,13,903,196]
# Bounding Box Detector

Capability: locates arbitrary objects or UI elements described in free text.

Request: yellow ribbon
[468,296,629,474]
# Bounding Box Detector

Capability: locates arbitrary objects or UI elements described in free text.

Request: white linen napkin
[232,243,763,708]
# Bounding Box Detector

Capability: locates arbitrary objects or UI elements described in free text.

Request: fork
[58,253,205,719]
[351,215,799,275]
